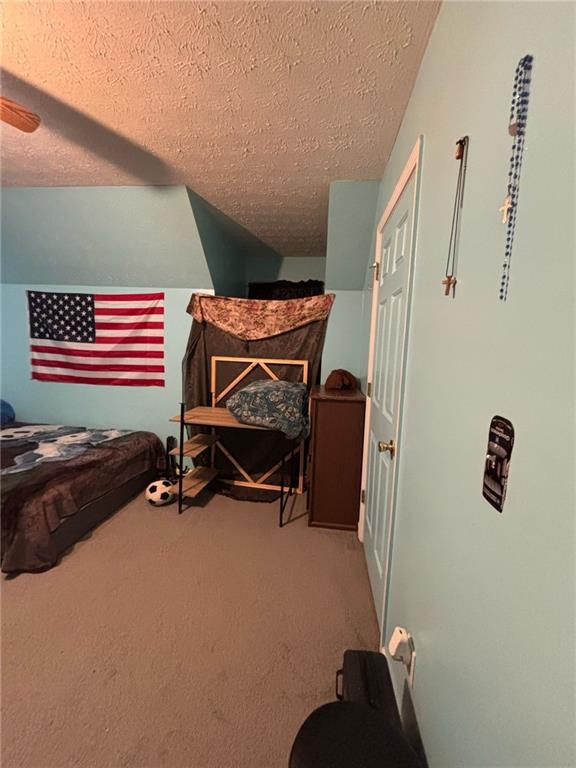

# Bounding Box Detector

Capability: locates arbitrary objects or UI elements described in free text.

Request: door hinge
[367,382,372,397]
[361,489,366,504]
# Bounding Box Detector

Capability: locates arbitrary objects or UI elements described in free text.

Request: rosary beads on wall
[499,54,534,301]
[441,55,534,303]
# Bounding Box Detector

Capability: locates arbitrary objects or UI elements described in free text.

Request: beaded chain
[500,54,534,301]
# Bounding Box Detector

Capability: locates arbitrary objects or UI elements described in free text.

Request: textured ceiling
[1,1,439,256]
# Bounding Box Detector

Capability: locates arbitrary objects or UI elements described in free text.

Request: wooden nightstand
[307,386,366,530]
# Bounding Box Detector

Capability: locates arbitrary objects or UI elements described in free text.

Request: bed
[1,423,164,574]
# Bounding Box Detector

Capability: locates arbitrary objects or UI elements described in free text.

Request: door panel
[394,213,409,269]
[365,432,378,540]
[365,433,376,538]
[384,290,403,421]
[364,170,417,627]
[373,451,389,575]
[381,237,393,281]
[374,298,388,407]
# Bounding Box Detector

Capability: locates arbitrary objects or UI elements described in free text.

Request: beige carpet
[1,492,379,768]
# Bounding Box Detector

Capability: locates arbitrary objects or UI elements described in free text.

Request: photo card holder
[483,415,515,512]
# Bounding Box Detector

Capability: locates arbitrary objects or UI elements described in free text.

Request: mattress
[1,423,164,573]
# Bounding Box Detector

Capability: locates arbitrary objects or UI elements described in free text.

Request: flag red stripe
[32,372,165,387]
[94,307,164,316]
[95,336,164,345]
[95,321,164,330]
[94,293,165,302]
[31,358,165,373]
[31,345,164,359]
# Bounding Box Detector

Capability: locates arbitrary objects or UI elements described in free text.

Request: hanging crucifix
[442,275,457,296]
[442,136,469,297]
[499,195,512,224]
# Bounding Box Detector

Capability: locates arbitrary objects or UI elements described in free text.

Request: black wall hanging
[483,415,515,512]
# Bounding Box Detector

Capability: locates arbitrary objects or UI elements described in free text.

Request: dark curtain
[182,318,329,501]
[248,280,324,300]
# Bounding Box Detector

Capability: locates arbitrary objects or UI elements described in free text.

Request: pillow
[0,400,15,427]
[227,380,309,440]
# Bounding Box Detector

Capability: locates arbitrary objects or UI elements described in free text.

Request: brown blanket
[1,427,163,573]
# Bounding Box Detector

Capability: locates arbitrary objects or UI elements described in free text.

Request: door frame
[358,136,423,636]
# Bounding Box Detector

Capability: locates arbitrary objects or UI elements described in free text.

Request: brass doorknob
[378,439,396,458]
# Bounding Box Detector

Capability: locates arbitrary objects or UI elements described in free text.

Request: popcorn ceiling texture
[1,1,439,256]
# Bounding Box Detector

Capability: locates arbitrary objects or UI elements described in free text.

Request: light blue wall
[322,181,378,384]
[187,189,283,297]
[0,187,213,288]
[0,186,282,298]
[0,284,205,442]
[325,180,379,291]
[360,3,575,766]
[245,255,326,285]
[243,253,282,285]
[321,291,366,383]
[277,257,326,283]
[322,289,364,385]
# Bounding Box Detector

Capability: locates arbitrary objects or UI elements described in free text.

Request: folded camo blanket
[226,380,309,440]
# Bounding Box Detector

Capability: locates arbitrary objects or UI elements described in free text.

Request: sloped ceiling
[1,1,439,256]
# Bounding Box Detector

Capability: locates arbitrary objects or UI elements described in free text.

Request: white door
[363,144,420,630]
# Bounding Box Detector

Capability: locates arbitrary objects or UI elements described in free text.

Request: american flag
[27,291,165,387]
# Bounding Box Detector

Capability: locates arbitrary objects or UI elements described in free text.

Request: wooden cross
[442,275,457,296]
[499,195,513,224]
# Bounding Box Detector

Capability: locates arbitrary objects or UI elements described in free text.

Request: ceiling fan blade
[0,96,41,133]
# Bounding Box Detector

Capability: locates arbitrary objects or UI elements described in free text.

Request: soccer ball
[145,479,174,506]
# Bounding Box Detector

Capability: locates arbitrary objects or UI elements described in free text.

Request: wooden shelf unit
[170,407,264,430]
[169,467,218,498]
[168,434,218,458]
[171,356,309,524]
